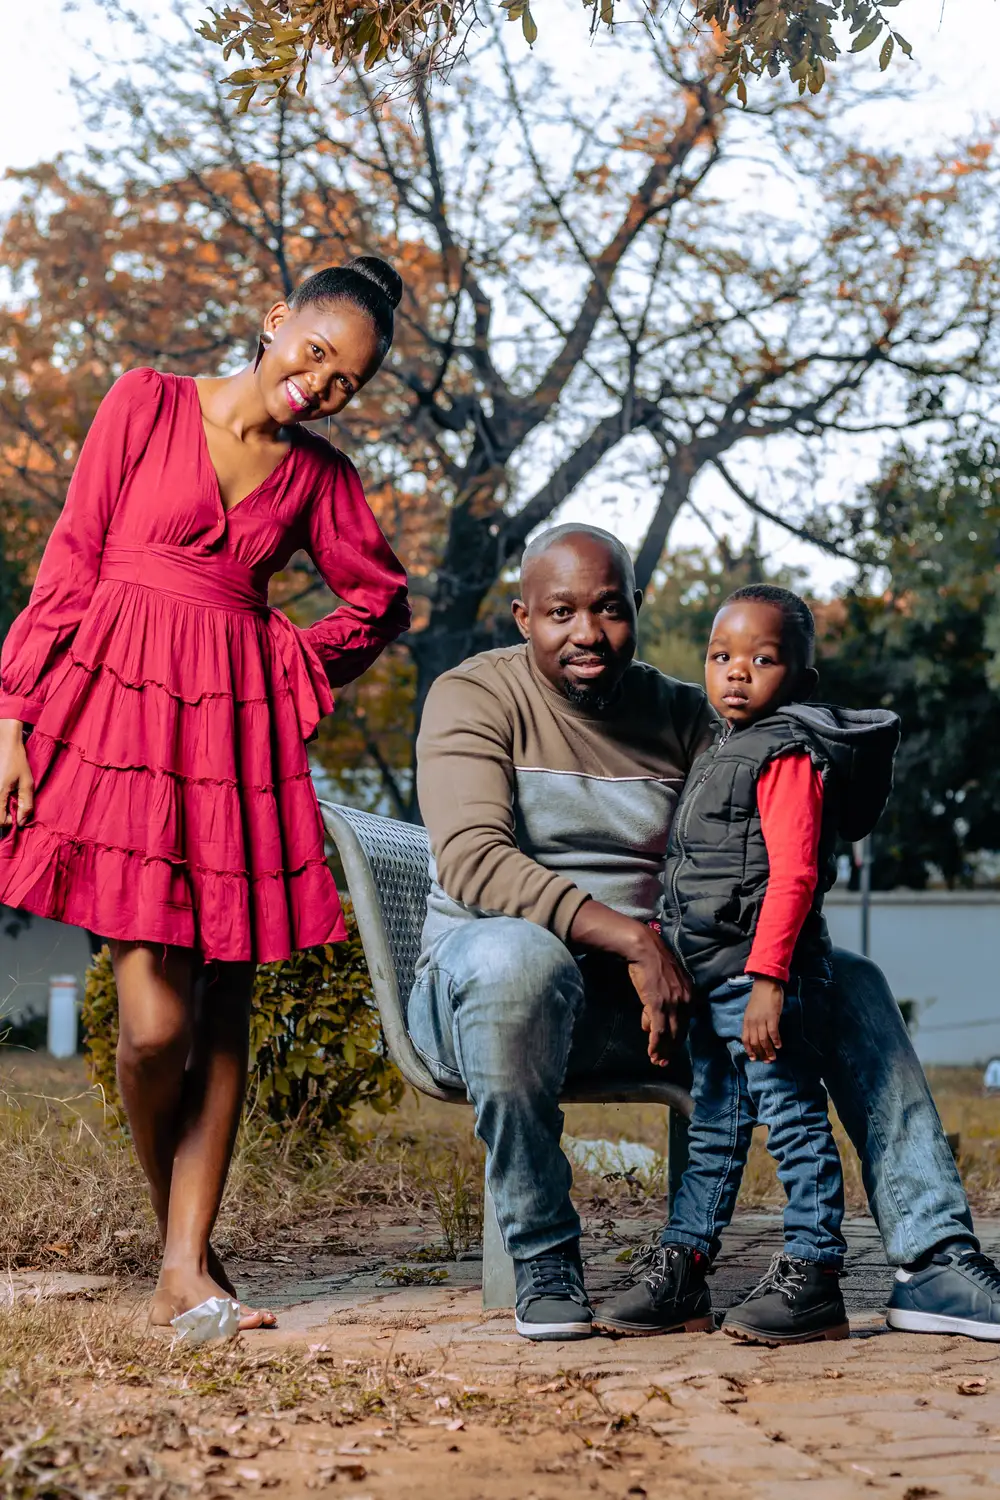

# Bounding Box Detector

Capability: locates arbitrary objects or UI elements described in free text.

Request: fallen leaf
[446,1418,464,1432]
[40,1243,71,1257]
[958,1377,989,1396]
[309,1460,367,1484]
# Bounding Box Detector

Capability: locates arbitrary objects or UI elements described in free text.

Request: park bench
[321,801,694,1311]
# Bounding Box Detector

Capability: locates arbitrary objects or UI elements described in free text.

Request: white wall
[825,891,1000,1068]
[0,910,93,1029]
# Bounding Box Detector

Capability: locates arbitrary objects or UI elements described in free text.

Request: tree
[198,0,915,106]
[2,6,997,815]
[817,434,1000,890]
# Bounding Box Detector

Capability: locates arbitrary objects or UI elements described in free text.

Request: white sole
[514,1314,592,1341]
[886,1307,1000,1341]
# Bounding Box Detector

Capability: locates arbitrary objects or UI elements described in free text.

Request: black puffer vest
[658,703,900,993]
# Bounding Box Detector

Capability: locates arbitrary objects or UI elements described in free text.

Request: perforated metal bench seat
[321,801,693,1309]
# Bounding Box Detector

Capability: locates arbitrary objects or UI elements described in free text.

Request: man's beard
[558,674,619,713]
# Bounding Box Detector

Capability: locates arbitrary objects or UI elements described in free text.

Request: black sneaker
[886,1248,1000,1341]
[514,1240,593,1341]
[721,1253,849,1346]
[594,1244,713,1336]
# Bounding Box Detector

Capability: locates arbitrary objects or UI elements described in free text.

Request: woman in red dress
[0,257,410,1328]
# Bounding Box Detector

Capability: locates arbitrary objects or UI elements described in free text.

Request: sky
[2,0,998,592]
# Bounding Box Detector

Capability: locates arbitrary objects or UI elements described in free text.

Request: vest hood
[776,703,901,843]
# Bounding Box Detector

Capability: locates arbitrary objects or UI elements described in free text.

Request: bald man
[409,526,990,1343]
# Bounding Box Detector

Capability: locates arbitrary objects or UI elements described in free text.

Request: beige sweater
[415,644,716,957]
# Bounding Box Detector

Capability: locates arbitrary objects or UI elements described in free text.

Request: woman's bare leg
[112,943,236,1296]
[113,944,274,1329]
[113,942,195,1235]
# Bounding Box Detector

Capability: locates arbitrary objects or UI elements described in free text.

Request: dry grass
[0,1294,436,1500]
[0,1052,481,1276]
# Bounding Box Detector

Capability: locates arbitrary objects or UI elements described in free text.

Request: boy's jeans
[406,916,976,1264]
[665,969,846,1268]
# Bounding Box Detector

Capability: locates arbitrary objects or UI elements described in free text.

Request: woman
[0,257,410,1329]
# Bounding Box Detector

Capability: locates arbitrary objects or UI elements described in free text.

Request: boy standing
[597,584,900,1344]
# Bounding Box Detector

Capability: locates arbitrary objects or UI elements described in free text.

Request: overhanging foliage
[198,0,915,108]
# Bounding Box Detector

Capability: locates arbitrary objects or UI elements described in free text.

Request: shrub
[81,902,402,1142]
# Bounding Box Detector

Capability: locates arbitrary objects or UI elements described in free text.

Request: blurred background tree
[1,1,998,879]
[817,433,1000,891]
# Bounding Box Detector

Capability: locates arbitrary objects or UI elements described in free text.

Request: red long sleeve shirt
[745,752,825,983]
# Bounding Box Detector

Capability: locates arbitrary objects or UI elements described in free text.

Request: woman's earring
[254,329,274,372]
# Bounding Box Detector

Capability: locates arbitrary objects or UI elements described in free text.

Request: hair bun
[347,256,403,310]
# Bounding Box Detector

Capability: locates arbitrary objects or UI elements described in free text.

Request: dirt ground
[6,1207,1000,1499]
[3,1054,1000,1499]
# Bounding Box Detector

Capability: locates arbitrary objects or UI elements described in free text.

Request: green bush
[81,902,402,1142]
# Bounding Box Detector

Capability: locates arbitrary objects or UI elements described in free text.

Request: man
[408,524,1000,1342]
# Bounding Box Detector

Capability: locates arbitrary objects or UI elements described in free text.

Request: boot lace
[744,1252,808,1304]
[523,1247,587,1305]
[956,1251,1000,1297]
[616,1241,706,1294]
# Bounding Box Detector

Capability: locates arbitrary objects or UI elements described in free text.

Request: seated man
[407,523,1000,1342]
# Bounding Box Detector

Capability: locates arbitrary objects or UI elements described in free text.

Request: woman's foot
[149,1267,277,1331]
[157,1222,237,1300]
[207,1243,238,1300]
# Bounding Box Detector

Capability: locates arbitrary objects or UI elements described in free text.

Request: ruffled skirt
[0,579,346,963]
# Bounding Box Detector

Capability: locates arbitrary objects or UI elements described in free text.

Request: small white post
[47,974,78,1058]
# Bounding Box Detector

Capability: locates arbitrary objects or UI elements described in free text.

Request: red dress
[0,369,410,963]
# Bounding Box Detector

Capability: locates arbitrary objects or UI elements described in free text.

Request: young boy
[596,583,900,1345]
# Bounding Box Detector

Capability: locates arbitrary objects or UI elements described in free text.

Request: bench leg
[482,1160,516,1311]
[667,1105,690,1217]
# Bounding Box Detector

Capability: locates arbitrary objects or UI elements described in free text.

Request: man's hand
[743,976,784,1062]
[628,931,691,1066]
[0,720,32,831]
[567,899,691,1068]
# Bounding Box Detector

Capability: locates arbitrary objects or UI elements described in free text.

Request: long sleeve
[745,752,825,983]
[302,450,410,689]
[0,368,163,724]
[416,667,590,940]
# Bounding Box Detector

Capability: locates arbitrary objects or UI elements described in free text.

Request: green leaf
[893,31,913,58]
[851,19,882,52]
[879,33,894,70]
[522,7,538,44]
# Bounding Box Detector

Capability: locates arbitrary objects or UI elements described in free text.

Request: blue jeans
[665,970,846,1267]
[407,916,977,1264]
